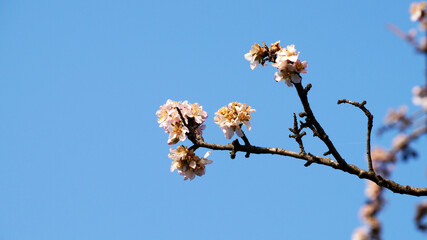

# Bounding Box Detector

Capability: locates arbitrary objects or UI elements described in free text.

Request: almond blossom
[351,227,369,240]
[412,85,427,110]
[384,105,408,124]
[272,45,308,86]
[392,133,408,149]
[275,44,299,63]
[371,147,391,163]
[156,99,208,145]
[370,147,394,177]
[244,43,268,70]
[410,2,426,22]
[244,41,308,85]
[365,180,382,200]
[169,145,213,181]
[214,102,256,139]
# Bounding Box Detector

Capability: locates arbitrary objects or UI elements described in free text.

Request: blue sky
[1,0,426,239]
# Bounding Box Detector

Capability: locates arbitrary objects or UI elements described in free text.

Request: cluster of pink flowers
[351,227,369,240]
[214,102,256,139]
[353,147,395,240]
[392,133,408,149]
[244,41,308,87]
[244,42,268,70]
[410,2,426,22]
[384,105,408,124]
[272,44,308,86]
[412,85,427,110]
[408,2,427,51]
[156,99,208,145]
[169,145,212,181]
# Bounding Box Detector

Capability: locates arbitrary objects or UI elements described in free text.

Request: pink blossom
[275,44,299,63]
[156,99,208,145]
[351,227,369,240]
[271,44,308,86]
[410,2,426,22]
[384,105,407,124]
[392,133,408,149]
[412,85,427,110]
[244,43,267,70]
[214,102,256,139]
[169,146,213,181]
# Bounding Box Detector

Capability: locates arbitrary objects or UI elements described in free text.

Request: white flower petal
[274,72,283,82]
[223,127,234,139]
[250,61,258,70]
[203,151,211,159]
[243,121,251,130]
[235,127,244,137]
[291,73,302,83]
[285,79,293,87]
[170,162,178,172]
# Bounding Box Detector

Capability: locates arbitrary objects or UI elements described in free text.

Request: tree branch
[189,137,427,196]
[337,99,375,173]
[294,82,349,168]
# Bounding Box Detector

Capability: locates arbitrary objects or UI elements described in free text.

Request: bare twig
[289,113,306,154]
[387,23,419,49]
[337,99,375,173]
[294,82,349,168]
[239,128,251,158]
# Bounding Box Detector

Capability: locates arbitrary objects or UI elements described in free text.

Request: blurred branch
[387,23,419,49]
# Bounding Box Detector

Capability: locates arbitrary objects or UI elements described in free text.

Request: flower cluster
[415,200,427,232]
[214,102,256,139]
[156,99,208,145]
[272,44,308,86]
[412,85,427,110]
[169,145,212,181]
[244,42,268,70]
[410,2,426,22]
[392,133,408,149]
[244,41,308,87]
[352,147,395,240]
[351,227,369,240]
[358,200,381,240]
[384,105,408,124]
[408,2,427,51]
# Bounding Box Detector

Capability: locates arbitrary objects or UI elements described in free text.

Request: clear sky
[1,0,426,239]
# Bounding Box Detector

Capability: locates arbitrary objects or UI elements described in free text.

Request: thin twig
[175,107,188,127]
[294,82,349,168]
[289,113,306,154]
[387,23,419,49]
[239,128,251,158]
[337,99,375,173]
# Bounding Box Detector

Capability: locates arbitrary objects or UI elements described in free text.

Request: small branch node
[304,83,312,93]
[189,145,199,152]
[229,139,241,159]
[304,161,313,167]
[323,151,331,156]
